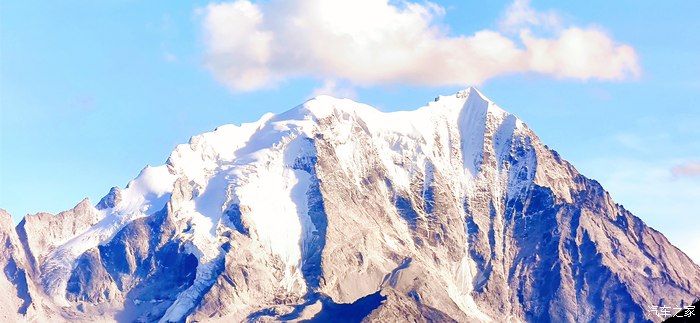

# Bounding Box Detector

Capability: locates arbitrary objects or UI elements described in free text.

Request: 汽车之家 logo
[649,305,695,319]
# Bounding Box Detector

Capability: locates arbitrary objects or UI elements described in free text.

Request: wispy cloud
[163,52,178,63]
[498,0,561,32]
[671,161,700,177]
[612,133,647,152]
[68,95,96,113]
[311,80,356,99]
[198,0,641,92]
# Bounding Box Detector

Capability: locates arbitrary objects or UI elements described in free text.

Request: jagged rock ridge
[1,88,698,322]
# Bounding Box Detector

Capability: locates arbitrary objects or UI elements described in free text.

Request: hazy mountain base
[1,88,698,323]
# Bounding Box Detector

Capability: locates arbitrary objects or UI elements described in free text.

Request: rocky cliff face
[1,88,698,322]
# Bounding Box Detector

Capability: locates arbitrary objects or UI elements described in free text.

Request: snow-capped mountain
[1,88,698,322]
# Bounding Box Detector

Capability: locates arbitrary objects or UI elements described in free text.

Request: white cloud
[200,0,640,92]
[201,0,273,91]
[521,28,640,81]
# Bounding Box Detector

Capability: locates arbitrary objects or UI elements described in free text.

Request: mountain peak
[3,91,698,322]
[430,86,498,114]
[462,85,483,96]
[291,94,374,121]
[96,187,121,210]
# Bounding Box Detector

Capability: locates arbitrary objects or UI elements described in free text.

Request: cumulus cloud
[671,161,700,177]
[200,0,640,92]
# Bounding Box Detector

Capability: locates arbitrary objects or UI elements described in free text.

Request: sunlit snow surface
[41,88,520,320]
[41,165,176,305]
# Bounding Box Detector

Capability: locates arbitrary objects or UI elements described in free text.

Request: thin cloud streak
[671,161,700,177]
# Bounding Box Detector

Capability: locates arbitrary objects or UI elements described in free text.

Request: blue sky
[1,0,699,261]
